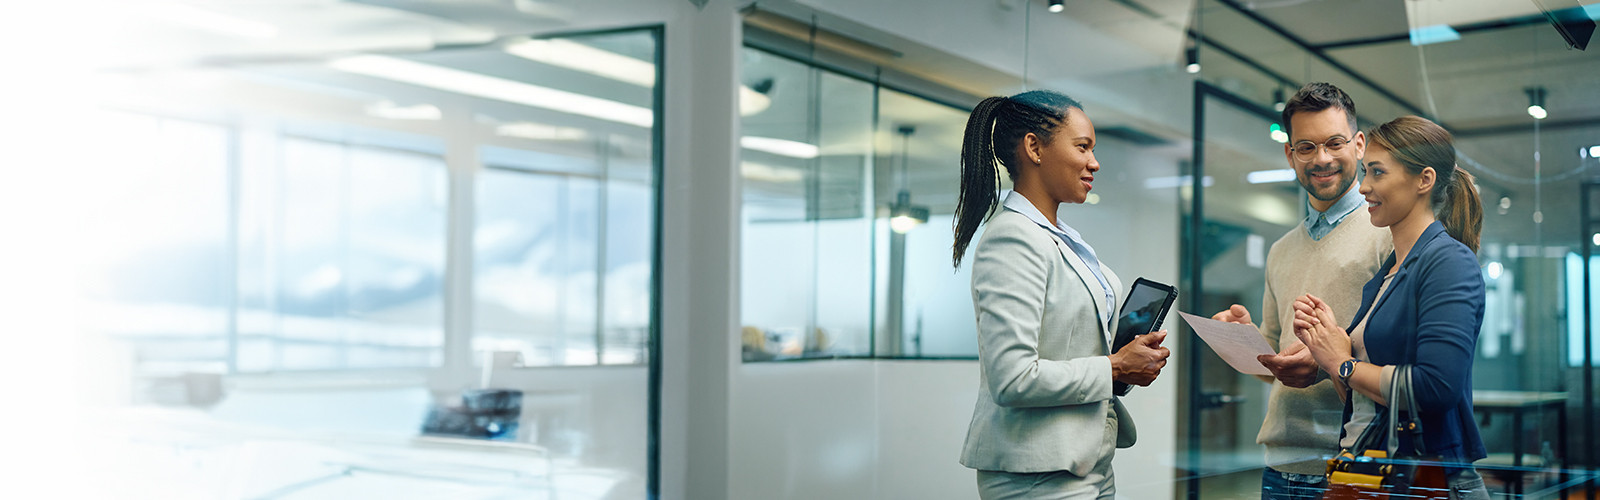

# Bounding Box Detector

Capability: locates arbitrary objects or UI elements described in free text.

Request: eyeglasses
[1290,136,1351,163]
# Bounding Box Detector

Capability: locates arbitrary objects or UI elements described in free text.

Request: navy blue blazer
[1342,221,1486,462]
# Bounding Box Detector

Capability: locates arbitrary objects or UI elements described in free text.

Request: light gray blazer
[959,209,1136,476]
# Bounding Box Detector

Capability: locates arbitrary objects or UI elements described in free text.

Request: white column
[440,104,480,389]
[658,2,742,499]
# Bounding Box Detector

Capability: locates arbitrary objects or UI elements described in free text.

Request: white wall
[729,360,980,499]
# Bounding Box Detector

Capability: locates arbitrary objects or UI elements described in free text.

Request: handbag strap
[1385,364,1427,457]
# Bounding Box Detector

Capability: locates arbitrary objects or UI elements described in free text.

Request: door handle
[1199,392,1246,409]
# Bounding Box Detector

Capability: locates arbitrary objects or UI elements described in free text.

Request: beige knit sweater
[1256,207,1392,474]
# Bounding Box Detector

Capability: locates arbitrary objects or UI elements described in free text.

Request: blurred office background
[0,0,1596,498]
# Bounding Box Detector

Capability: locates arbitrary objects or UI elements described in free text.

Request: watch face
[1340,360,1355,378]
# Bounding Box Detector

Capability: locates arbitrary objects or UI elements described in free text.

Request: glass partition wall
[78,21,660,499]
[738,46,979,361]
[1182,0,1600,496]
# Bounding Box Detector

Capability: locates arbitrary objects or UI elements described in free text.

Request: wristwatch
[1338,358,1360,385]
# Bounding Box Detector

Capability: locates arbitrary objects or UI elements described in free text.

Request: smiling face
[1025,107,1100,205]
[1285,108,1365,211]
[1358,145,1434,228]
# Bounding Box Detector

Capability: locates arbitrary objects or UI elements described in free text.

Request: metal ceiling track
[1211,0,1434,121]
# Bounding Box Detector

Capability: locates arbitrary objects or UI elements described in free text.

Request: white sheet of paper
[1178,311,1276,376]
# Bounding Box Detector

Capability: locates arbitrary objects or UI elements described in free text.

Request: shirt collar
[1002,190,1078,240]
[1303,180,1365,240]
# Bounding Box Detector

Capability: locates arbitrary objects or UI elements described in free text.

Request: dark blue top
[1342,221,1487,462]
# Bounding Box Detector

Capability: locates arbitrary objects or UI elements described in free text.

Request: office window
[474,167,602,366]
[236,138,448,371]
[1565,252,1600,367]
[740,48,876,360]
[470,29,659,367]
[82,19,660,500]
[80,112,232,377]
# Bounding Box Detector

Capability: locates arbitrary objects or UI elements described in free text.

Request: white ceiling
[91,0,1600,246]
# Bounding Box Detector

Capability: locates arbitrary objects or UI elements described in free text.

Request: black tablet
[1112,278,1178,354]
[1111,278,1176,395]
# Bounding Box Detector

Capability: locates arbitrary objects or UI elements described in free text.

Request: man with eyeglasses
[1210,82,1393,499]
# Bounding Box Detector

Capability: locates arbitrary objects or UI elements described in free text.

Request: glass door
[1184,80,1307,498]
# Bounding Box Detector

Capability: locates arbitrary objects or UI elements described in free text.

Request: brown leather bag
[1322,365,1450,499]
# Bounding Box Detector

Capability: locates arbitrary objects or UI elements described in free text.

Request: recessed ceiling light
[329,55,653,127]
[365,100,441,121]
[504,38,656,87]
[741,136,819,159]
[1247,169,1296,184]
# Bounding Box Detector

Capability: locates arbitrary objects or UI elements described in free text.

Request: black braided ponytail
[952,90,1082,268]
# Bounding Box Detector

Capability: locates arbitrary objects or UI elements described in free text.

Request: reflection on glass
[737,47,985,361]
[1193,97,1308,495]
[876,88,972,358]
[740,48,876,360]
[83,18,658,500]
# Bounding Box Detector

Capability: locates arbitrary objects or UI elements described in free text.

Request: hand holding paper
[1177,311,1276,376]
[1257,342,1320,388]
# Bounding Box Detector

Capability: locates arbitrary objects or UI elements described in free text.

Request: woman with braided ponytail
[955,90,1170,499]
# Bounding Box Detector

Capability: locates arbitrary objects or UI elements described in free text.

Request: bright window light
[1408,24,1461,46]
[741,136,819,159]
[1564,252,1600,366]
[328,55,654,127]
[149,3,278,39]
[1247,169,1296,184]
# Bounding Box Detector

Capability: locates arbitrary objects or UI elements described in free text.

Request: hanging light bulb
[1184,47,1200,74]
[1273,87,1287,112]
[1048,0,1065,13]
[890,191,930,234]
[1526,87,1548,120]
[889,126,929,234]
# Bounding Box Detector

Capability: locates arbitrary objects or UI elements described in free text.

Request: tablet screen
[1113,279,1175,352]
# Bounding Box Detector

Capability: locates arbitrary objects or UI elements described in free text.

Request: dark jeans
[1261,468,1328,500]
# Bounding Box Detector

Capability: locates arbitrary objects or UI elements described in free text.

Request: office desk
[1472,390,1568,497]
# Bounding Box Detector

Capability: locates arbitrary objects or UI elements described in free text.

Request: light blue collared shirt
[1002,191,1114,329]
[1304,180,1366,241]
